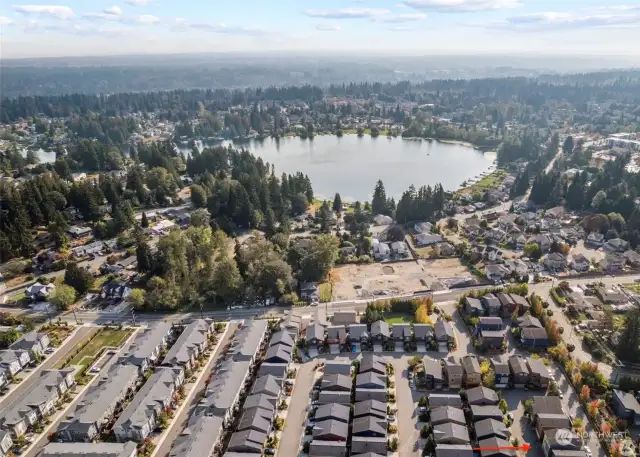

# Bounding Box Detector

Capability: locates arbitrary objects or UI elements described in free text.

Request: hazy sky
[1,0,640,59]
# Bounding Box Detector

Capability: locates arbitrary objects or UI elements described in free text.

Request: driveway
[278,361,316,457]
[0,326,93,410]
[389,357,420,457]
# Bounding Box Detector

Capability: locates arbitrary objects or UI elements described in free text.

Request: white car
[583,446,592,457]
[559,392,564,399]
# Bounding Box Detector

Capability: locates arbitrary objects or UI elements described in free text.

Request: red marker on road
[473,443,531,452]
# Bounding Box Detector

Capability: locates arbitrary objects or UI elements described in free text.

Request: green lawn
[319,283,332,303]
[385,313,413,325]
[66,328,132,369]
[623,283,640,293]
[456,169,508,197]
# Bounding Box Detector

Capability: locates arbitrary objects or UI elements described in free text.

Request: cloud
[0,16,16,25]
[135,14,159,24]
[375,13,426,22]
[304,8,390,19]
[485,11,640,30]
[12,4,75,20]
[588,5,640,12]
[403,0,520,13]
[189,22,275,36]
[387,24,416,31]
[103,5,122,15]
[124,0,150,5]
[316,23,341,30]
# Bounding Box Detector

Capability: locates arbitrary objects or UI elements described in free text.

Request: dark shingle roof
[466,386,499,405]
[313,419,349,440]
[314,403,350,422]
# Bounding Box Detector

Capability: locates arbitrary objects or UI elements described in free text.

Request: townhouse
[0,369,75,437]
[348,324,368,352]
[369,320,390,351]
[306,323,326,357]
[161,319,214,370]
[466,386,499,406]
[169,414,225,457]
[490,356,510,388]
[460,355,481,388]
[508,355,530,387]
[0,431,12,457]
[359,353,386,376]
[428,393,464,408]
[0,349,31,376]
[39,442,138,457]
[422,356,444,390]
[431,406,466,426]
[414,324,434,351]
[353,399,387,421]
[113,367,184,442]
[9,331,50,359]
[475,418,511,441]
[531,396,571,439]
[57,364,140,442]
[611,390,640,426]
[434,319,454,351]
[527,357,552,389]
[120,323,174,372]
[326,326,348,354]
[443,356,463,389]
[391,323,412,351]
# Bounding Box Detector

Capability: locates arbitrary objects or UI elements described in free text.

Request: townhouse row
[421,354,551,390]
[0,331,51,389]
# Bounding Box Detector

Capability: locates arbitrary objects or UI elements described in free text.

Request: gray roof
[59,364,139,434]
[543,428,581,448]
[443,356,463,376]
[359,353,386,374]
[264,343,292,363]
[197,360,251,416]
[169,415,224,457]
[430,406,466,425]
[327,325,347,341]
[433,422,470,443]
[39,442,138,457]
[313,419,348,440]
[162,320,212,366]
[435,319,454,340]
[355,372,386,388]
[517,315,542,328]
[306,323,326,342]
[0,349,29,364]
[392,323,411,339]
[465,297,484,311]
[352,416,386,436]
[508,355,529,374]
[481,294,501,309]
[322,374,352,391]
[317,391,351,405]
[314,403,350,422]
[9,331,48,351]
[474,418,509,440]
[470,405,503,419]
[1,369,73,427]
[423,356,444,380]
[353,399,387,418]
[490,356,510,375]
[466,386,499,405]
[227,429,266,453]
[257,363,288,379]
[349,324,368,340]
[323,359,353,375]
[243,393,276,412]
[428,393,463,408]
[251,375,281,397]
[478,317,503,328]
[613,389,640,414]
[237,407,272,433]
[123,323,173,365]
[270,330,294,348]
[532,396,565,416]
[521,327,550,341]
[370,320,390,338]
[527,357,550,378]
[308,441,346,457]
[114,367,183,434]
[414,324,434,339]
[478,438,515,457]
[461,355,481,375]
[436,444,474,457]
[231,320,268,362]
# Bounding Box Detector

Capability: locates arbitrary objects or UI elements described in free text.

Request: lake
[189,135,496,201]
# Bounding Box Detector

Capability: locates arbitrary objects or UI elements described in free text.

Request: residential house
[521,327,552,348]
[332,310,358,326]
[306,323,326,353]
[353,399,387,421]
[263,343,292,364]
[474,419,510,441]
[428,393,463,409]
[326,326,348,354]
[422,356,444,390]
[600,253,626,273]
[466,386,499,406]
[490,356,510,388]
[25,282,55,300]
[477,438,516,457]
[113,367,184,442]
[355,373,386,390]
[496,293,517,318]
[461,355,481,387]
[323,360,353,376]
[516,315,542,329]
[611,389,640,426]
[312,419,349,441]
[351,437,388,455]
[322,374,352,392]
[314,403,350,423]
[541,428,582,457]
[477,317,503,332]
[227,429,267,454]
[544,253,567,271]
[101,282,132,301]
[527,357,552,389]
[373,241,390,261]
[0,349,31,376]
[435,444,474,457]
[586,232,605,248]
[470,405,503,422]
[39,442,138,457]
[0,369,7,391]
[369,321,390,351]
[624,250,640,268]
[251,375,282,399]
[195,359,252,425]
[571,254,590,272]
[390,241,409,257]
[533,234,553,252]
[67,226,92,238]
[359,353,386,376]
[162,319,213,370]
[438,242,456,257]
[477,329,507,351]
[430,406,466,426]
[435,320,454,351]
[415,222,433,234]
[443,356,463,389]
[604,238,629,253]
[0,431,12,457]
[414,324,434,349]
[483,246,503,262]
[595,286,628,304]
[236,407,273,435]
[481,294,501,317]
[508,355,530,386]
[433,422,470,444]
[57,363,140,442]
[9,331,50,359]
[465,297,484,317]
[352,416,387,438]
[531,396,570,439]
[392,323,412,350]
[300,282,320,302]
[348,324,368,352]
[309,441,346,457]
[120,322,174,372]
[510,294,531,316]
[415,234,443,247]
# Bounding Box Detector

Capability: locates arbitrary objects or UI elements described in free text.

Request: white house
[25,282,55,301]
[571,254,590,272]
[373,240,390,261]
[415,222,433,234]
[485,265,509,282]
[390,241,409,257]
[0,349,31,376]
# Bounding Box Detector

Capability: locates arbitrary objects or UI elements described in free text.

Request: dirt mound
[382,265,395,275]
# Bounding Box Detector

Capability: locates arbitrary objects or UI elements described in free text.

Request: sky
[1,0,640,59]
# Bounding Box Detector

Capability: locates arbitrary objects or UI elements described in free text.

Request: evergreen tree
[371,180,388,216]
[141,212,149,228]
[332,193,342,214]
[136,239,153,273]
[64,263,94,295]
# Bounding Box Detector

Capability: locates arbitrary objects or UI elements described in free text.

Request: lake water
[189,135,496,201]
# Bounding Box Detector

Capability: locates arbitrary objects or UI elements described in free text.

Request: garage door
[438,342,448,352]
[394,342,404,353]
[417,342,427,353]
[330,344,341,354]
[373,343,383,353]
[308,348,318,358]
[352,343,361,353]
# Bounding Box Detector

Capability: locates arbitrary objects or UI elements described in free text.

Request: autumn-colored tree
[573,372,583,387]
[587,400,600,417]
[414,304,433,324]
[549,344,569,363]
[580,385,591,402]
[601,423,611,435]
[572,417,585,434]
[610,441,622,457]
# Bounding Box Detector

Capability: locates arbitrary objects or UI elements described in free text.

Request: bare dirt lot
[332,258,472,300]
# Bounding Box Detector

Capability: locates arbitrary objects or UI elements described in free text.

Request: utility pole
[131,308,137,326]
[72,306,79,325]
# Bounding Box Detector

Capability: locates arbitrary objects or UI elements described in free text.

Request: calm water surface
[191,135,496,201]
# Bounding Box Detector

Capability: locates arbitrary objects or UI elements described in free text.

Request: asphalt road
[388,357,421,457]
[154,325,236,457]
[278,362,316,457]
[0,326,93,411]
